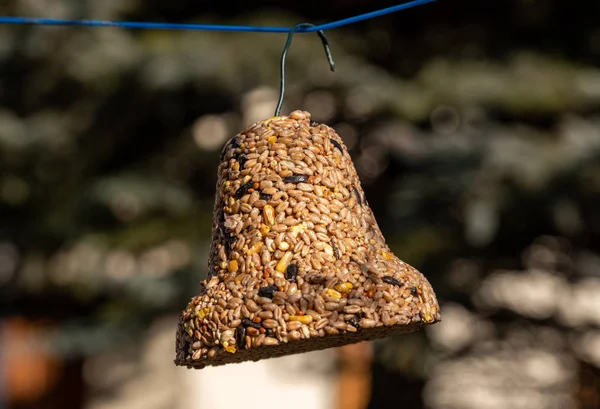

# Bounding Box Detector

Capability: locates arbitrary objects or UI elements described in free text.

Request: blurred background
[1,0,600,408]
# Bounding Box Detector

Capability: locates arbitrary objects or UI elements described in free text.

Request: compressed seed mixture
[175,111,441,369]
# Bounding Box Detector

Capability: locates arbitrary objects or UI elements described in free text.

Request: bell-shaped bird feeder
[175,23,440,369]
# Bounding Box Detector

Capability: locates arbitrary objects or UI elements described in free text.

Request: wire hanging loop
[274,23,336,117]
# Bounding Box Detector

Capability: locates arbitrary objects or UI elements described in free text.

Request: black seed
[224,234,236,253]
[236,326,246,347]
[258,285,278,299]
[346,315,360,328]
[242,318,262,329]
[221,137,240,160]
[222,234,229,253]
[286,264,298,282]
[225,137,240,152]
[259,192,272,201]
[218,209,226,235]
[411,286,419,296]
[331,244,340,260]
[330,138,344,153]
[382,276,404,288]
[307,274,327,284]
[237,154,247,170]
[352,185,363,206]
[310,120,319,127]
[265,328,275,337]
[234,182,253,199]
[283,174,309,184]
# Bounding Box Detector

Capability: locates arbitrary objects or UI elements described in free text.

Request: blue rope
[0,0,436,32]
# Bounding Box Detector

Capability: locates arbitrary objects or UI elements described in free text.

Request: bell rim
[174,315,441,369]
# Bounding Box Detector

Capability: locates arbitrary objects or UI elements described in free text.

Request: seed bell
[174,110,440,369]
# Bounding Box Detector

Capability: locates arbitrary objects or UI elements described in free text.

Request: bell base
[175,318,439,369]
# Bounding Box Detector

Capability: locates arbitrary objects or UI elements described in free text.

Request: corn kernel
[224,344,237,354]
[275,251,293,273]
[228,260,239,273]
[290,315,313,324]
[268,136,277,144]
[334,282,353,293]
[247,241,263,256]
[232,162,240,171]
[382,250,393,260]
[289,223,306,236]
[260,223,270,236]
[326,289,342,299]
[199,307,210,319]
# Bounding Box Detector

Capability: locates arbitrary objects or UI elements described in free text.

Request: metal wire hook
[274,23,336,117]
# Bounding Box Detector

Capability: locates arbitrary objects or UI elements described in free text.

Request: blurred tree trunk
[337,342,373,409]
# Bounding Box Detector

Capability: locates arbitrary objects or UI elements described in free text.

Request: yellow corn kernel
[260,223,271,236]
[224,344,237,354]
[228,260,239,273]
[290,315,313,324]
[289,223,306,237]
[326,289,342,299]
[267,135,277,144]
[275,251,293,273]
[199,307,210,319]
[382,250,393,260]
[263,205,275,225]
[334,282,353,293]
[247,241,264,256]
[232,162,240,171]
